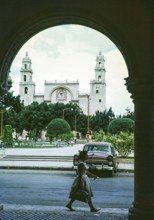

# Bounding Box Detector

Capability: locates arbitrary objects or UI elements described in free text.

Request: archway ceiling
[0,0,153,87]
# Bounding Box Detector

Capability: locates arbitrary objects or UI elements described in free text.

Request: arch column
[125,76,154,220]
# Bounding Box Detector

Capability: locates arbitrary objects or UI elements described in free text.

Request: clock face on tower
[56,88,67,101]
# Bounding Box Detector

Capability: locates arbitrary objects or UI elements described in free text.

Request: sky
[10,24,134,116]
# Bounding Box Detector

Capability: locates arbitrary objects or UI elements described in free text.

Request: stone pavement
[0,205,128,220]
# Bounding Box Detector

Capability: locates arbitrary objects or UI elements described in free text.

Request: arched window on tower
[25,87,28,94]
[98,75,101,81]
[25,64,27,69]
[24,75,26,81]
[99,62,102,67]
[99,99,101,102]
[96,90,99,94]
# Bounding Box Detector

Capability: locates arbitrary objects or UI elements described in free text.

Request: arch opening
[10,24,133,116]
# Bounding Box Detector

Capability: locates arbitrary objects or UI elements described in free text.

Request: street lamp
[74,111,82,139]
[74,114,77,136]
[86,94,90,143]
[62,108,73,120]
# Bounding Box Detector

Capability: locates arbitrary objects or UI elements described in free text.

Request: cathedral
[19,51,106,115]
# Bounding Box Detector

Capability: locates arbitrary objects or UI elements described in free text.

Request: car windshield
[86,145,109,152]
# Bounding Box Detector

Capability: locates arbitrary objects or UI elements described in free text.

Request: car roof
[84,142,112,146]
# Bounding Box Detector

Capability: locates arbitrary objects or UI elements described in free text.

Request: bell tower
[19,52,35,105]
[90,51,106,114]
[95,51,106,83]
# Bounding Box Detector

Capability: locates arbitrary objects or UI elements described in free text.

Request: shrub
[114,132,134,157]
[93,129,134,157]
[3,124,13,146]
[108,118,134,134]
[46,118,71,141]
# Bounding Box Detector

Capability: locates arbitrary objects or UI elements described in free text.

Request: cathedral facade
[19,51,106,115]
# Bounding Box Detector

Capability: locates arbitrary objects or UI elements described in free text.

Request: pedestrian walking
[66,150,100,212]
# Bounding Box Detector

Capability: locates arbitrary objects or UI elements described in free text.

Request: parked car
[73,142,119,176]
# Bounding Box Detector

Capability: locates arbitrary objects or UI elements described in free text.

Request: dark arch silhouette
[0,1,153,219]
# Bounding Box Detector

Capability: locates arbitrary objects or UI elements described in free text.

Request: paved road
[0,146,133,219]
[0,170,134,209]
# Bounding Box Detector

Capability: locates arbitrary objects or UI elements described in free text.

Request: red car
[73,142,119,176]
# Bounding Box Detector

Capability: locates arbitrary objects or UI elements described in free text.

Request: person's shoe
[66,204,75,211]
[91,208,101,212]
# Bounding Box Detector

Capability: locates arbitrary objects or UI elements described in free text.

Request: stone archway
[0,3,134,91]
[50,86,74,104]
[0,1,154,219]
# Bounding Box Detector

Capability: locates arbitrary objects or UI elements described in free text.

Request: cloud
[105,49,133,114]
[10,24,134,115]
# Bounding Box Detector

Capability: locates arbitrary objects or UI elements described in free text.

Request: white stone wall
[19,82,35,106]
[90,81,106,115]
[33,95,44,103]
[44,81,79,103]
[78,95,88,115]
[19,52,106,115]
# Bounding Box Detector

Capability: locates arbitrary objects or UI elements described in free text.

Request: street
[0,169,134,209]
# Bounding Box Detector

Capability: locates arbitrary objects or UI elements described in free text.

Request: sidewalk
[0,204,128,220]
[0,144,134,171]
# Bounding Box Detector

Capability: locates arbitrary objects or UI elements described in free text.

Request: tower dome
[20,52,32,72]
[22,51,31,62]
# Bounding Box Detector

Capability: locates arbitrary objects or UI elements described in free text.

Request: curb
[0,165,134,173]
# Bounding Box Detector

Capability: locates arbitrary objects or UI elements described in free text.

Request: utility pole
[0,110,3,138]
[86,95,90,143]
[74,114,77,138]
[62,108,73,120]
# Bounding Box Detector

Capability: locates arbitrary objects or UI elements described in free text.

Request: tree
[115,131,134,157]
[21,102,51,138]
[91,108,115,133]
[92,129,117,147]
[108,118,134,134]
[76,113,87,138]
[92,129,106,141]
[3,124,13,146]
[123,108,135,120]
[59,132,74,142]
[46,118,71,141]
[48,102,86,137]
[92,129,134,157]
[59,102,82,130]
[2,92,23,113]
[4,107,24,140]
[0,78,24,140]
[29,130,37,140]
